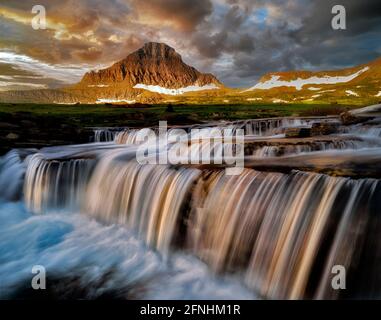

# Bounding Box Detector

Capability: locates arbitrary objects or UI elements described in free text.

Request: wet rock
[285,127,311,138]
[6,133,19,140]
[340,111,363,125]
[311,122,339,136]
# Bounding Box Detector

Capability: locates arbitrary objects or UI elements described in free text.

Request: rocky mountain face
[78,42,221,89]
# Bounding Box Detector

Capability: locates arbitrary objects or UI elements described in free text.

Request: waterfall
[24,153,95,213]
[0,150,29,201]
[340,117,381,138]
[185,170,380,299]
[84,150,201,254]
[19,146,380,299]
[2,114,380,299]
[115,128,156,145]
[93,129,118,142]
[251,139,379,157]
[113,118,319,145]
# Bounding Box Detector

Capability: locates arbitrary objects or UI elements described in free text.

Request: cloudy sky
[0,0,380,90]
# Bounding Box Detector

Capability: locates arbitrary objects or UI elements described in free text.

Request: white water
[0,150,28,201]
[0,202,254,299]
[1,115,381,299]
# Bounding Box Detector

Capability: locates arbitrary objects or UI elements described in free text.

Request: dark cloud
[193,0,381,86]
[0,0,380,88]
[131,0,213,31]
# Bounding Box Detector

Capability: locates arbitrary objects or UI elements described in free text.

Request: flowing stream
[1,115,381,299]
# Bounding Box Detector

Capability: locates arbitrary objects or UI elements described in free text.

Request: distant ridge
[0,44,380,105]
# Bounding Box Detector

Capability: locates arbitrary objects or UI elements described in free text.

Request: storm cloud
[0,0,380,89]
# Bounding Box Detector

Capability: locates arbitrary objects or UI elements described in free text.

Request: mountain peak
[138,42,178,59]
[79,42,221,89]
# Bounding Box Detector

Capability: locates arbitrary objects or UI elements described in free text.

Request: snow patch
[96,99,136,104]
[318,89,336,93]
[375,91,381,97]
[312,94,321,98]
[88,84,109,88]
[272,99,289,104]
[308,87,321,91]
[133,83,219,96]
[247,98,263,101]
[346,90,359,97]
[246,67,369,91]
[53,101,78,105]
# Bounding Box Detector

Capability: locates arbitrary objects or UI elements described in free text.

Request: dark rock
[311,122,339,136]
[340,111,362,125]
[285,127,311,138]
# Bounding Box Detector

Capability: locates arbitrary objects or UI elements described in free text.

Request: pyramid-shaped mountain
[78,42,221,89]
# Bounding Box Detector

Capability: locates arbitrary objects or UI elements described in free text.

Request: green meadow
[0,102,361,128]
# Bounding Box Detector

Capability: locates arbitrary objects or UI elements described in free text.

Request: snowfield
[246,67,369,91]
[133,83,219,95]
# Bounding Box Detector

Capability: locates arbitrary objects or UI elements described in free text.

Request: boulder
[311,122,339,136]
[285,127,311,138]
[340,111,362,125]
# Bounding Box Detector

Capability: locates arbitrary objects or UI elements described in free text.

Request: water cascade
[1,115,381,299]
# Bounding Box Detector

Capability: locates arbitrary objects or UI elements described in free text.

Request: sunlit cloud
[0,51,105,84]
[0,80,47,88]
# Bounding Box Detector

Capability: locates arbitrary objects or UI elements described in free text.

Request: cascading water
[93,129,118,142]
[1,115,380,299]
[84,150,201,254]
[251,139,380,157]
[24,153,95,213]
[113,117,339,145]
[18,150,381,299]
[0,150,27,201]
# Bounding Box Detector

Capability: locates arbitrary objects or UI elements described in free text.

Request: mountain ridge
[0,43,380,105]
